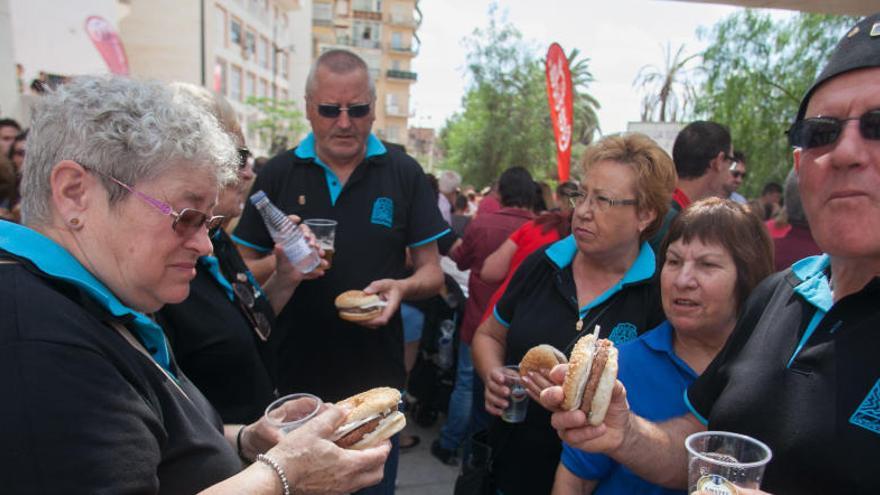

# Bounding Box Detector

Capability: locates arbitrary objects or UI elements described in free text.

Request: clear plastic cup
[304,219,337,269]
[264,393,323,433]
[500,365,528,423]
[685,431,772,494]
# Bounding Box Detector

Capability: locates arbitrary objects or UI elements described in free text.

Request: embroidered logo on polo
[849,378,880,436]
[608,322,637,344]
[371,197,394,228]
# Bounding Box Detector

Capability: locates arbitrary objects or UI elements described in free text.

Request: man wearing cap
[233,49,448,494]
[541,14,880,494]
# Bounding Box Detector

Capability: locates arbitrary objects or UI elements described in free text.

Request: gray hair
[784,168,807,226]
[170,82,243,145]
[438,170,461,194]
[21,76,238,225]
[305,49,376,101]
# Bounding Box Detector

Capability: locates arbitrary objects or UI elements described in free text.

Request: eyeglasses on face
[12,148,25,158]
[568,189,637,212]
[86,167,224,236]
[316,103,371,119]
[787,109,880,149]
[730,171,747,180]
[237,147,251,170]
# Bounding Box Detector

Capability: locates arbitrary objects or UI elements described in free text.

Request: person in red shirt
[431,166,536,465]
[773,169,821,271]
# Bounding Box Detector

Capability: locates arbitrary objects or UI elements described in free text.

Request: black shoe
[430,439,458,466]
[400,434,421,452]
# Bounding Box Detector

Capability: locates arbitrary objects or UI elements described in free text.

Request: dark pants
[353,433,400,495]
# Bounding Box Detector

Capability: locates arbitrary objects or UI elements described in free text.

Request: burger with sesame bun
[561,334,619,426]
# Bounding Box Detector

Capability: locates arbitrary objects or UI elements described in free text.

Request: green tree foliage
[245,96,308,155]
[693,11,855,198]
[438,6,599,187]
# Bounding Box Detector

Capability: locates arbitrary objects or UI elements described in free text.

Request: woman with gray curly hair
[0,76,388,494]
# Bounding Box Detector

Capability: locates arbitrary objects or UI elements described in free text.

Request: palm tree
[634,43,699,122]
[566,48,601,144]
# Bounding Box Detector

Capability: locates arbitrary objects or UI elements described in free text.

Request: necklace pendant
[575,320,584,332]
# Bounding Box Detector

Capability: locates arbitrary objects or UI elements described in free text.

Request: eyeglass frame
[84,166,225,236]
[786,109,880,149]
[567,188,638,212]
[237,147,251,170]
[314,102,372,119]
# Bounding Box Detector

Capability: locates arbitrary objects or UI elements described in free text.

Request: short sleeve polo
[685,254,880,494]
[232,134,449,401]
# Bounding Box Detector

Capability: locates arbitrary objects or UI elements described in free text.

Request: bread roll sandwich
[561,334,618,426]
[335,290,386,322]
[519,344,567,376]
[333,387,405,449]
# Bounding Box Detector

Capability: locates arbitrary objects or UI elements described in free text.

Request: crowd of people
[0,11,877,495]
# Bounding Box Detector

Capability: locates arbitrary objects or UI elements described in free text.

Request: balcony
[334,36,382,50]
[386,69,418,81]
[352,9,382,21]
[312,17,333,27]
[389,43,418,56]
[385,105,409,117]
[388,15,417,28]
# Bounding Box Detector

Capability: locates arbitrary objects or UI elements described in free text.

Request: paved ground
[396,417,459,494]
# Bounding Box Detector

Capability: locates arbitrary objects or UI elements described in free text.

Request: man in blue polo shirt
[233,49,447,494]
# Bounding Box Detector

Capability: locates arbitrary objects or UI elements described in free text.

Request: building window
[353,21,381,48]
[258,36,269,68]
[391,59,401,70]
[214,58,228,95]
[245,72,256,99]
[385,92,399,115]
[230,65,242,101]
[245,29,256,59]
[391,31,403,50]
[387,125,399,143]
[258,78,268,98]
[281,52,289,77]
[335,0,348,15]
[230,17,242,46]
[215,6,227,48]
[353,0,380,12]
[313,2,332,23]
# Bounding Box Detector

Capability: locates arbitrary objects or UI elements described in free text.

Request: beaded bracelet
[256,453,291,495]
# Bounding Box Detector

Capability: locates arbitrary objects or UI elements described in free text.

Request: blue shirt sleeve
[561,442,615,481]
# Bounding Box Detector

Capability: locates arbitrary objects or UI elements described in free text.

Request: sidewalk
[396,419,459,494]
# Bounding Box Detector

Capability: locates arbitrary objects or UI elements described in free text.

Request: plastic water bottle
[435,319,455,370]
[249,191,321,274]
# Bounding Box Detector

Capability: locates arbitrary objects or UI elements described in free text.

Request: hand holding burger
[332,387,406,450]
[561,334,619,426]
[335,290,387,323]
[519,344,567,402]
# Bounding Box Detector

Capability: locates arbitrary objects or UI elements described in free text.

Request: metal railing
[386,69,417,81]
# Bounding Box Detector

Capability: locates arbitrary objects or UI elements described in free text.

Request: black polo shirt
[156,229,278,424]
[489,236,665,495]
[686,254,880,494]
[233,133,448,401]
[0,221,241,494]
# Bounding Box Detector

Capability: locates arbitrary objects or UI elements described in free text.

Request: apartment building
[311,0,420,145]
[120,0,312,154]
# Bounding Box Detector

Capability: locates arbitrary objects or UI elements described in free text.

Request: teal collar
[0,221,174,375]
[294,133,387,206]
[791,254,833,312]
[545,237,656,316]
[545,235,656,283]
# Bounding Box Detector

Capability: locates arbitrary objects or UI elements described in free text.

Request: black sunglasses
[317,103,371,119]
[233,279,272,341]
[237,147,251,169]
[787,109,880,149]
[731,171,747,180]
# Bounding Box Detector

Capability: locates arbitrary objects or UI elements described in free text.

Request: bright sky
[410,0,753,135]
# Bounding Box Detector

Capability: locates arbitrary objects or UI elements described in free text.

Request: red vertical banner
[85,16,130,76]
[545,43,573,182]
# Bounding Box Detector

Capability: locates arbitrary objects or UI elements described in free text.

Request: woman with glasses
[553,198,774,495]
[471,133,676,495]
[156,84,325,432]
[0,76,387,494]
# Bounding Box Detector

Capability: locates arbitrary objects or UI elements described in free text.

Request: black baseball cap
[794,13,880,122]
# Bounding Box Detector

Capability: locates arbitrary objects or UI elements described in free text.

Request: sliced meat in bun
[333,387,405,450]
[519,344,567,376]
[335,290,385,322]
[561,334,618,426]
